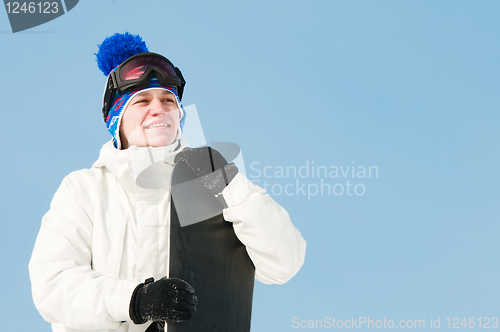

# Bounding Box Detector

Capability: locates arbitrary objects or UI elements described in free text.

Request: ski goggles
[102,52,186,122]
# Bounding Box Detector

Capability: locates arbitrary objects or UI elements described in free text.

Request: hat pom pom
[95,32,149,76]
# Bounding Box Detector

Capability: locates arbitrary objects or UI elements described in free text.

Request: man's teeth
[146,123,169,129]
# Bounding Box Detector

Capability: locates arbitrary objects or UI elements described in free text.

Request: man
[29,32,306,332]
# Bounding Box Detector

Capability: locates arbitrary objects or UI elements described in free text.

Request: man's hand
[129,277,198,324]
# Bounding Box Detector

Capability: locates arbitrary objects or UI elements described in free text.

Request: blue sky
[1,1,500,331]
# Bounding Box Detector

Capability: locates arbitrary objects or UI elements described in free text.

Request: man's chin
[147,137,176,147]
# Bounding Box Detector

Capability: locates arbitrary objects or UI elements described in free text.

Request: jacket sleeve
[28,174,139,330]
[222,173,306,284]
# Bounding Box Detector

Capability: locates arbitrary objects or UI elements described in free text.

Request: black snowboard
[168,148,255,332]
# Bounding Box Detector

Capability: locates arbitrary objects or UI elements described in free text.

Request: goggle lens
[124,66,147,80]
[119,55,177,81]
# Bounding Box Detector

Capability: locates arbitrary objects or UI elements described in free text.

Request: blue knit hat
[96,32,186,149]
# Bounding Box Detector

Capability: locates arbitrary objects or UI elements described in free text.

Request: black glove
[174,147,238,206]
[129,277,198,324]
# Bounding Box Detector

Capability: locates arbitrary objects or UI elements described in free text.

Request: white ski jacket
[29,140,306,332]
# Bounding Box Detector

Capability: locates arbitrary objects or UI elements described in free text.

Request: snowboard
[168,147,255,332]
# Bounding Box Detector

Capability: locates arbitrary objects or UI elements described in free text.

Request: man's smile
[144,122,172,129]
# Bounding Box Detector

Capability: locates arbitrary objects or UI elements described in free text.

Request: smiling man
[29,32,306,332]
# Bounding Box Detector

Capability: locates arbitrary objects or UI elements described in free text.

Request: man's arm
[222,173,306,284]
[29,175,139,330]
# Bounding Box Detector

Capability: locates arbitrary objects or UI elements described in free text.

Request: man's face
[119,89,181,149]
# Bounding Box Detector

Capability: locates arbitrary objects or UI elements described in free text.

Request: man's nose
[149,97,167,115]
[149,97,177,115]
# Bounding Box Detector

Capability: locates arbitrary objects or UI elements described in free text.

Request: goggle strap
[102,75,117,122]
[174,67,186,100]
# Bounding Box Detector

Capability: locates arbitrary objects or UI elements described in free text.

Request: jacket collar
[93,139,189,194]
